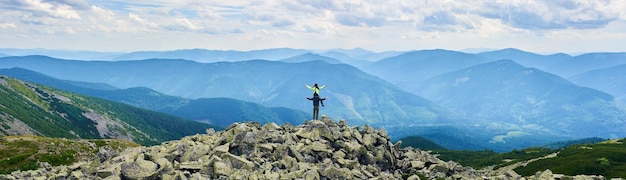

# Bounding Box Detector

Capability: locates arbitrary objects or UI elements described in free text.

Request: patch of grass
[432,147,556,170]
[6,78,50,110]
[0,138,39,174]
[0,136,139,174]
[37,150,76,166]
[515,138,626,178]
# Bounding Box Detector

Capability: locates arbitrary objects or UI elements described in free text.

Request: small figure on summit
[306,94,327,120]
[305,83,326,96]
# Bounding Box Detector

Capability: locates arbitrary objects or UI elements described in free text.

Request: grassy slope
[434,148,555,169]
[0,76,218,145]
[401,135,626,178]
[515,139,626,178]
[0,77,97,138]
[0,136,139,174]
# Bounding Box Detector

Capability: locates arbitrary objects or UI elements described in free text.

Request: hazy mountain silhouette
[113,48,311,62]
[545,52,626,78]
[569,64,626,105]
[280,53,343,64]
[318,51,372,68]
[417,60,626,142]
[364,49,488,92]
[320,48,405,62]
[478,48,571,70]
[0,48,123,60]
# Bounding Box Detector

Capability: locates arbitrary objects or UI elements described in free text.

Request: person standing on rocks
[305,83,326,96]
[306,94,327,120]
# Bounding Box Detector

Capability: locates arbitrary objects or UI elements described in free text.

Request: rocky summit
[0,116,609,179]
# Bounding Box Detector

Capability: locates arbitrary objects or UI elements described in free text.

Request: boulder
[212,161,231,177]
[410,161,425,169]
[320,166,353,179]
[120,154,159,179]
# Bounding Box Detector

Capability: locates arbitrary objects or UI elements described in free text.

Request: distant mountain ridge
[280,53,343,64]
[0,48,123,60]
[417,60,626,141]
[113,48,311,62]
[477,48,571,70]
[360,48,626,96]
[364,49,489,91]
[569,64,626,105]
[546,52,626,78]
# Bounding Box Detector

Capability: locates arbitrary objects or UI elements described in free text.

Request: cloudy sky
[1,0,625,53]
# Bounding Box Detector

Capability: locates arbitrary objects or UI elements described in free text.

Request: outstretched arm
[305,84,314,90]
[319,84,327,90]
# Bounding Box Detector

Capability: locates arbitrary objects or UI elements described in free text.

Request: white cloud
[477,0,622,30]
[0,0,82,19]
[0,0,625,52]
[64,27,76,34]
[0,23,17,29]
[175,18,199,30]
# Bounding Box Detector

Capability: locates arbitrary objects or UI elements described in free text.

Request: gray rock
[407,174,421,180]
[120,154,159,180]
[70,170,84,179]
[213,143,229,154]
[213,161,231,177]
[206,128,216,135]
[320,166,353,179]
[303,169,320,180]
[410,161,425,169]
[225,153,255,170]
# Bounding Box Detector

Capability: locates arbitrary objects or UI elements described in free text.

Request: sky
[1,0,625,53]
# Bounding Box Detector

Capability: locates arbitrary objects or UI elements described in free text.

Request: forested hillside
[0,76,217,145]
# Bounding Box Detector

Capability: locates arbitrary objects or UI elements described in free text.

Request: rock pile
[1,117,482,179]
[0,117,610,179]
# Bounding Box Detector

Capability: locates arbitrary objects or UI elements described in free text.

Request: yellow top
[306,84,326,95]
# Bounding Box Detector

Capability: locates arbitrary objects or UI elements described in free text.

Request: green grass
[429,147,555,170]
[0,136,139,174]
[515,139,626,178]
[0,137,40,174]
[397,135,626,179]
[38,150,76,166]
[6,78,50,110]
